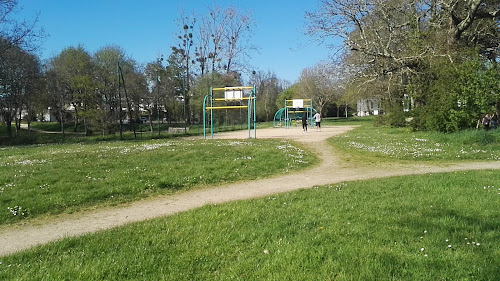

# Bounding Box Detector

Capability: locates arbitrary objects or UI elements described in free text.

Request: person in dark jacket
[302,114,308,132]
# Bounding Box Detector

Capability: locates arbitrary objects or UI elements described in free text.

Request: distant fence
[168,127,189,134]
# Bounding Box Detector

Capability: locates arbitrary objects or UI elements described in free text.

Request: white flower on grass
[448,245,452,248]
[423,230,427,234]
[263,249,269,254]
[476,243,480,246]
[424,254,428,257]
[420,248,425,252]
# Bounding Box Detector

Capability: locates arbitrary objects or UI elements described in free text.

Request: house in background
[357,98,381,116]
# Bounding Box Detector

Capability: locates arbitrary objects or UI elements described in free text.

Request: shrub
[409,55,499,132]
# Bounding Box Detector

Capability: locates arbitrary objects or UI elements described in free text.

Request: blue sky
[17,0,341,83]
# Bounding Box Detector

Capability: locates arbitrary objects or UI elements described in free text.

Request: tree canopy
[307,0,500,131]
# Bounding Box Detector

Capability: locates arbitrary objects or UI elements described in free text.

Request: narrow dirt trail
[1,126,499,257]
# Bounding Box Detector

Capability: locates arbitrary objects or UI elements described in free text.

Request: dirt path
[1,126,499,257]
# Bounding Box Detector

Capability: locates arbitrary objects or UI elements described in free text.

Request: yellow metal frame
[280,99,315,128]
[211,86,254,91]
[213,97,253,101]
[203,86,257,139]
[205,105,249,109]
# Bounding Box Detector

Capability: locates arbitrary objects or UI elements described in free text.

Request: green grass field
[0,138,316,225]
[1,171,498,280]
[330,121,500,162]
[1,119,499,279]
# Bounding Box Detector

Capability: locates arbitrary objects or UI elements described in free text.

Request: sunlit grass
[0,138,316,225]
[1,170,498,280]
[331,122,500,162]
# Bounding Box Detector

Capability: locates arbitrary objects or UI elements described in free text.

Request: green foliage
[375,103,407,127]
[190,72,247,127]
[410,56,500,132]
[275,85,297,109]
[2,171,499,280]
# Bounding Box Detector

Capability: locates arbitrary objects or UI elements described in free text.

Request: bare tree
[0,0,44,138]
[297,61,341,115]
[188,4,256,75]
[172,13,195,124]
[306,0,500,113]
[0,43,40,137]
[253,70,281,121]
[0,0,44,56]
[307,0,500,72]
[222,6,255,73]
[206,5,228,72]
[195,13,210,75]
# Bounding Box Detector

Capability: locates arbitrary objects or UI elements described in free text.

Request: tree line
[306,0,500,132]
[3,0,499,140]
[0,2,293,139]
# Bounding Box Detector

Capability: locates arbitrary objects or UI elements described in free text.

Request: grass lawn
[0,171,498,280]
[0,138,316,225]
[330,121,500,162]
[1,119,499,279]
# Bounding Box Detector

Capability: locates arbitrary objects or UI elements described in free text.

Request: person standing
[482,113,491,130]
[313,111,321,132]
[301,114,308,132]
[491,112,498,129]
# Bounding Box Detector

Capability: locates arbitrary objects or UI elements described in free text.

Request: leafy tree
[145,52,186,126]
[117,58,145,137]
[189,72,241,126]
[306,0,500,130]
[93,45,130,134]
[44,65,67,134]
[410,55,500,132]
[162,53,185,124]
[48,45,96,135]
[276,85,299,110]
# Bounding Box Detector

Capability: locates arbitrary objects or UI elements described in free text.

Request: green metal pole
[253,86,256,138]
[285,99,288,129]
[157,63,161,138]
[203,93,208,139]
[210,88,214,139]
[248,89,251,139]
